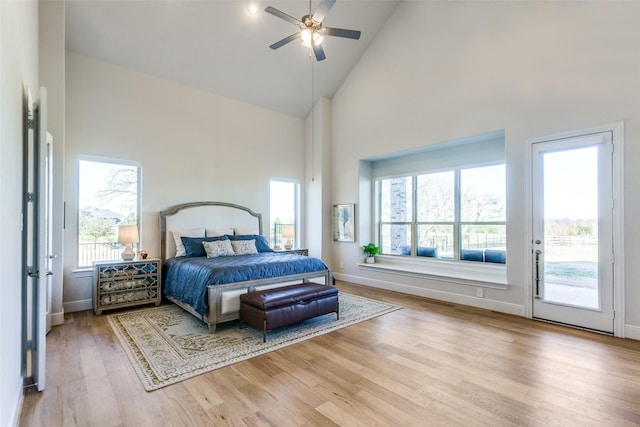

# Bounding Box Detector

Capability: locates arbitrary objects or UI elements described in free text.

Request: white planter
[365,256,375,264]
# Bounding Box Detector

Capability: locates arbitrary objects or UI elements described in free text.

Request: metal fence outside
[78,242,123,267]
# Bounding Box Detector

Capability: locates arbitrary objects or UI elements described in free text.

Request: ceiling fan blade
[312,0,336,23]
[264,6,301,25]
[324,27,361,40]
[269,33,300,50]
[312,40,326,61]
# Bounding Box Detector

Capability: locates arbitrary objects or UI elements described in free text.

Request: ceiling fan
[265,0,361,61]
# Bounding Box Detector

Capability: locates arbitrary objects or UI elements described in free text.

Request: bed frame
[159,201,333,333]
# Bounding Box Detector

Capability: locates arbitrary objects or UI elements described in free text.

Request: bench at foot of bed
[239,283,339,342]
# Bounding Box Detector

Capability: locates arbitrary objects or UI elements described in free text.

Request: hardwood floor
[20,281,640,426]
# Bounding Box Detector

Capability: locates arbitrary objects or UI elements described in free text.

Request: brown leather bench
[239,283,339,342]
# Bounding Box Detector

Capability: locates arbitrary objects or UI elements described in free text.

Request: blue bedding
[163,252,331,316]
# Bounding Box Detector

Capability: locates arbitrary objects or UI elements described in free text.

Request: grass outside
[543,244,598,289]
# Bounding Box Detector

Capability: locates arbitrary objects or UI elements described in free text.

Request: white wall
[330,1,640,334]
[304,97,332,260]
[0,1,39,425]
[63,52,306,310]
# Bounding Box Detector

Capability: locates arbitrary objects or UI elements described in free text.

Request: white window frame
[376,164,506,263]
[359,130,507,288]
[269,179,300,249]
[77,155,142,268]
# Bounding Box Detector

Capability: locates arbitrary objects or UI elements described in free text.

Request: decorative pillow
[181,235,229,257]
[417,246,439,258]
[234,227,258,236]
[202,239,235,258]
[205,227,234,237]
[172,228,205,257]
[227,234,273,252]
[230,239,258,255]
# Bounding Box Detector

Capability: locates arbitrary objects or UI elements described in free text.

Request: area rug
[108,293,401,391]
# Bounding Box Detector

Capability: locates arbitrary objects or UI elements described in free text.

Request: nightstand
[93,258,161,315]
[274,248,308,256]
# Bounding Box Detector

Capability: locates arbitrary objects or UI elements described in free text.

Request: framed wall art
[333,204,355,242]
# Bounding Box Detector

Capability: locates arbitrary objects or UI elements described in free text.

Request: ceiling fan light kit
[265,0,361,61]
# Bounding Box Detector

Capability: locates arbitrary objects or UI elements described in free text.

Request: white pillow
[203,239,235,258]
[230,239,258,255]
[206,227,234,237]
[172,228,205,257]
[234,227,259,235]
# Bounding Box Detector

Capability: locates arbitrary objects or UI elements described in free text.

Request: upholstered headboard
[160,201,262,260]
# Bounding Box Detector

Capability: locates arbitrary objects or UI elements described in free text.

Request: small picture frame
[333,204,355,242]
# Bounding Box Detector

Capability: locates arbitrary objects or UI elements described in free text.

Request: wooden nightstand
[274,248,308,256]
[93,258,161,315]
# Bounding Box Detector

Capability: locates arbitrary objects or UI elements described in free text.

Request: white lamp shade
[118,225,139,260]
[118,225,139,244]
[281,225,295,239]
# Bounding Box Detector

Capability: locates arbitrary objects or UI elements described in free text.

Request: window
[378,165,505,264]
[269,180,299,249]
[78,157,141,268]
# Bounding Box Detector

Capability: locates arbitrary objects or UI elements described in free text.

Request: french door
[531,130,614,333]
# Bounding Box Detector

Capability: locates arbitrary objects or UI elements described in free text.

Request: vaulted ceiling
[65,0,399,118]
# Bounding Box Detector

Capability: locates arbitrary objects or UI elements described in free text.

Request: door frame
[524,122,625,337]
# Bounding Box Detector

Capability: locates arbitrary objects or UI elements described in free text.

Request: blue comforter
[163,252,330,316]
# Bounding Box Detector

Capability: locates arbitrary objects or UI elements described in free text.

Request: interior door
[44,132,53,334]
[23,87,48,391]
[531,131,614,333]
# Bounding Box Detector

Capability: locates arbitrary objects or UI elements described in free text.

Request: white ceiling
[65,0,399,118]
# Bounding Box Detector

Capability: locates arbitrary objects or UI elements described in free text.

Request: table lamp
[281,224,295,250]
[118,224,139,261]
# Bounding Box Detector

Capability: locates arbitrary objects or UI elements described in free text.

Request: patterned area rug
[108,292,401,391]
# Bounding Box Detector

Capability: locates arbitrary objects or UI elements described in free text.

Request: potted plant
[362,243,380,263]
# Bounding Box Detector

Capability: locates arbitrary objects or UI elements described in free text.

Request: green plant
[362,243,380,258]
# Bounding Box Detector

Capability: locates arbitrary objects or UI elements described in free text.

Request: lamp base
[121,244,135,261]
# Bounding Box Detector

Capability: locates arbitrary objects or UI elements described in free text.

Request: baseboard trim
[625,324,640,341]
[63,299,92,313]
[335,272,525,317]
[51,310,65,326]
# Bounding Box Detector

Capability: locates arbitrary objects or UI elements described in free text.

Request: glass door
[531,132,614,333]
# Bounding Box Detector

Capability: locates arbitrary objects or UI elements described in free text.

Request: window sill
[357,255,508,289]
[72,268,93,278]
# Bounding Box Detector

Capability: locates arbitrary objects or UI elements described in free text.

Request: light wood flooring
[20,281,640,426]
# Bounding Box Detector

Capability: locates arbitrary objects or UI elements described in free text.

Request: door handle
[534,249,543,298]
[46,271,53,276]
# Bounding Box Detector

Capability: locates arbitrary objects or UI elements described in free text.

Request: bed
[160,201,333,333]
